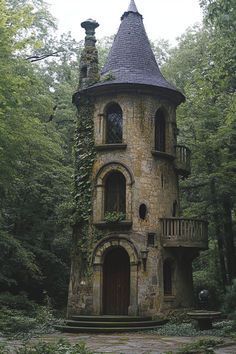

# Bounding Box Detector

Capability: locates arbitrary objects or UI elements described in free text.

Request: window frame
[105,103,123,144]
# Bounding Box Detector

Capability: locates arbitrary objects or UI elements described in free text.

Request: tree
[163,14,236,287]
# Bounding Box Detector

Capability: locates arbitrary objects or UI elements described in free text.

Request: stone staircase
[56,315,168,333]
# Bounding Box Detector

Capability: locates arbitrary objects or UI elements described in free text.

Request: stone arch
[93,162,134,222]
[92,236,139,315]
[93,235,139,265]
[103,101,123,115]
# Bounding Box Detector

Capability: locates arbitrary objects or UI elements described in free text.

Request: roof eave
[73,82,185,106]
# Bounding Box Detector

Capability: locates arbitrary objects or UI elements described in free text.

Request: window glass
[105,171,126,214]
[106,104,123,144]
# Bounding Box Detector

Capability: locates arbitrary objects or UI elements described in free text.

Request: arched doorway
[103,247,130,315]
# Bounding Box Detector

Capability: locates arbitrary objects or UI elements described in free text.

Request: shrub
[16,339,94,354]
[193,270,223,309]
[0,305,59,339]
[222,278,236,319]
[0,293,37,313]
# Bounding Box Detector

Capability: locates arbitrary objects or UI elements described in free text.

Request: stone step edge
[65,319,168,327]
[70,315,153,322]
[56,325,165,333]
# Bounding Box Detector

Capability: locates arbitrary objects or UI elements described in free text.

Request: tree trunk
[222,195,236,283]
[210,178,227,288]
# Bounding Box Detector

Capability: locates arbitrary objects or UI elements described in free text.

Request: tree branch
[26,51,62,62]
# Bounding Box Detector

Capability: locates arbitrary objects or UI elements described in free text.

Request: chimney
[79,19,99,90]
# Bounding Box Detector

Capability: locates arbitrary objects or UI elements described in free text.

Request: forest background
[0,0,235,333]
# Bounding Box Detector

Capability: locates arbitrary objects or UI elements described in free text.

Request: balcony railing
[175,145,191,177]
[160,218,208,249]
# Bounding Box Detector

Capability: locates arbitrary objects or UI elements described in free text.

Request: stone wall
[68,87,195,317]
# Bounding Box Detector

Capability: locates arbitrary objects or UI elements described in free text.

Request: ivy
[74,94,95,223]
[72,94,104,275]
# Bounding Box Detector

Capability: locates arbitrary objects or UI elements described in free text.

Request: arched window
[163,259,173,295]
[155,109,166,152]
[106,104,123,144]
[104,171,126,214]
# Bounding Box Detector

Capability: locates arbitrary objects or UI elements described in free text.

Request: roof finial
[128,0,139,13]
[121,0,142,20]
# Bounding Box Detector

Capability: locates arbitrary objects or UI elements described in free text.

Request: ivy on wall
[72,94,103,276]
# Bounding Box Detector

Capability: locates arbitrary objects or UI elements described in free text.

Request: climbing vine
[74,94,95,221]
[72,93,103,276]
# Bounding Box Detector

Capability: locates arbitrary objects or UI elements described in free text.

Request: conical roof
[87,0,185,104]
[127,0,139,13]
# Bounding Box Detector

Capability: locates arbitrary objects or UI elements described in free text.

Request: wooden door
[103,247,130,315]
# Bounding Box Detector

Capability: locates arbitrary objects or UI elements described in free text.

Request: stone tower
[68,0,208,317]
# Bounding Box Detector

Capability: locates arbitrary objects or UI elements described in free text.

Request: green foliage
[222,279,236,319]
[150,320,234,338]
[0,0,75,308]
[163,0,236,287]
[174,338,222,354]
[0,293,37,312]
[15,339,94,354]
[0,304,59,339]
[193,243,224,309]
[0,232,42,290]
[74,95,95,223]
[104,212,126,222]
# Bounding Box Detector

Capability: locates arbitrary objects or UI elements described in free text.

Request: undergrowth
[0,339,93,354]
[164,338,223,354]
[148,320,235,337]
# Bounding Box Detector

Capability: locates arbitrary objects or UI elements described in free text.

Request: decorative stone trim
[95,143,127,151]
[93,220,132,230]
[93,161,134,223]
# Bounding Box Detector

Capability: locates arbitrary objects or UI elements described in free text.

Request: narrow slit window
[147,233,155,247]
[139,204,147,220]
[155,109,166,152]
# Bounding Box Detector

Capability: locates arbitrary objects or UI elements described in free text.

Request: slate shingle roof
[127,0,139,14]
[87,0,185,104]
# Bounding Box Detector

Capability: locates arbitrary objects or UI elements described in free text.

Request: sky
[47,0,203,45]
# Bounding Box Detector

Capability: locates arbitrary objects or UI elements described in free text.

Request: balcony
[160,218,208,249]
[175,145,191,177]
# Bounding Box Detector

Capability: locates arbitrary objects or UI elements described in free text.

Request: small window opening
[147,233,155,247]
[81,66,88,78]
[155,109,166,152]
[163,260,173,295]
[139,204,147,220]
[161,173,164,189]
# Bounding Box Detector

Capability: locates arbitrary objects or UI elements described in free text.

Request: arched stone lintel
[103,101,123,115]
[92,235,140,266]
[95,161,135,186]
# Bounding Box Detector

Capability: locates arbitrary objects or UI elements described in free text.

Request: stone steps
[71,315,152,322]
[56,315,168,333]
